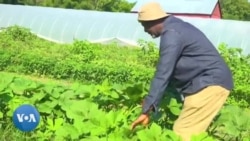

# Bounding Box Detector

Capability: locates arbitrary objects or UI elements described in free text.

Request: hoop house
[0,4,250,54]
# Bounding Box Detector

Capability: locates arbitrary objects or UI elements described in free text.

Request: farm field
[0,26,249,141]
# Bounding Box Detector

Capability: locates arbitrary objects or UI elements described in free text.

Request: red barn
[130,0,222,19]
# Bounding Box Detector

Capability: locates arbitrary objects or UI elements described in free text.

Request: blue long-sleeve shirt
[142,15,234,114]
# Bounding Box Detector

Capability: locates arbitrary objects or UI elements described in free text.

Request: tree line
[1,0,250,21]
[0,0,136,12]
[219,0,250,21]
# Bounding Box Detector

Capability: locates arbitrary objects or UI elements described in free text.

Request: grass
[0,122,38,141]
[0,71,75,87]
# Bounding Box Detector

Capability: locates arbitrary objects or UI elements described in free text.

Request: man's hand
[130,114,150,130]
[130,99,154,130]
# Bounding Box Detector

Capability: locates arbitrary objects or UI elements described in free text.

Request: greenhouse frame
[0,4,250,54]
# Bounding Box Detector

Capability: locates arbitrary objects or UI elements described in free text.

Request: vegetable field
[0,26,249,141]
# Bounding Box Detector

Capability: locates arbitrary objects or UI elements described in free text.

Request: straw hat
[138,2,168,21]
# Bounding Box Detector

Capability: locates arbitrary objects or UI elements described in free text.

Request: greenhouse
[0,4,250,54]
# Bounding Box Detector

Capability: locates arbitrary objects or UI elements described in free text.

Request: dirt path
[0,71,78,87]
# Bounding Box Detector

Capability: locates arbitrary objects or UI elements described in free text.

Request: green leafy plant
[209,105,250,140]
[0,26,249,141]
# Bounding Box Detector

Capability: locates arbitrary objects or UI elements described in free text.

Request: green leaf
[81,136,106,141]
[43,85,54,95]
[7,96,29,116]
[47,118,64,131]
[73,119,92,134]
[71,83,95,97]
[243,138,250,141]
[107,132,128,141]
[137,129,156,141]
[0,84,7,92]
[55,123,80,139]
[164,130,182,141]
[10,77,33,94]
[90,126,107,136]
[29,91,47,103]
[168,98,181,116]
[110,91,119,99]
[0,112,3,118]
[36,100,58,114]
[191,132,214,141]
[150,123,162,135]
[49,85,67,99]
[0,93,13,103]
[0,74,15,92]
[224,122,241,136]
[104,110,125,128]
[58,93,74,111]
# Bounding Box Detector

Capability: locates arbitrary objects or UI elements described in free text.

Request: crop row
[0,26,157,84]
[1,72,250,140]
[0,26,249,108]
[0,72,197,140]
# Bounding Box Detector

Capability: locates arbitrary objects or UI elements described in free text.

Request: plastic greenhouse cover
[0,4,250,55]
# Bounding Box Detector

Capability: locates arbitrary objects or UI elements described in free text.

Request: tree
[219,0,250,21]
[0,0,136,13]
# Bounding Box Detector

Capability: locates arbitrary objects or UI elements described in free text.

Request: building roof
[131,0,219,15]
[0,4,250,55]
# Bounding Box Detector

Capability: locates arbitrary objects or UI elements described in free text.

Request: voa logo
[16,113,37,122]
[12,104,40,132]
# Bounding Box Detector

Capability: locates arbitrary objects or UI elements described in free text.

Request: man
[130,2,234,141]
